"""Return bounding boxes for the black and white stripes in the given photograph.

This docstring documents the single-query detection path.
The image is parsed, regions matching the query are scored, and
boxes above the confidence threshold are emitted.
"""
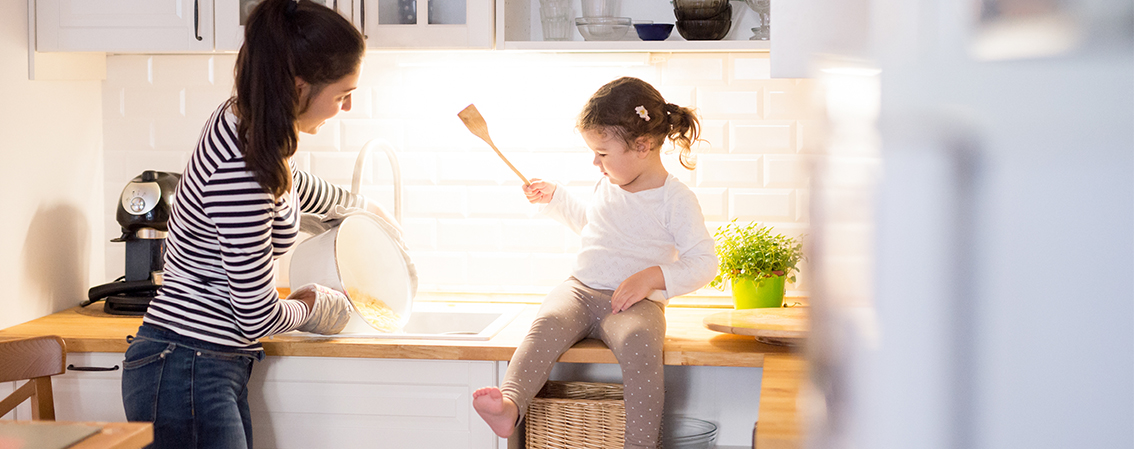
[143,100,366,349]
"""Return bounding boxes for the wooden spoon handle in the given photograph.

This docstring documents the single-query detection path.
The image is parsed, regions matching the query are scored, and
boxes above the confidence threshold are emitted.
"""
[458,104,530,186]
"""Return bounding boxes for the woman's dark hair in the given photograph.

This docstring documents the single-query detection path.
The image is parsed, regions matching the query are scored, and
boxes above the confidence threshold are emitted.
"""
[235,0,365,198]
[577,77,702,169]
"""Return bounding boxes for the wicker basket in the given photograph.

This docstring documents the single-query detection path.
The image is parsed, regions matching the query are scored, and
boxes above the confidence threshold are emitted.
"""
[526,381,626,449]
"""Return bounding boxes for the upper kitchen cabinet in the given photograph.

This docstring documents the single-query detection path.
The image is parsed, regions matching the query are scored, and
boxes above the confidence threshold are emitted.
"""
[215,0,353,51]
[357,0,494,49]
[498,0,770,52]
[36,0,215,52]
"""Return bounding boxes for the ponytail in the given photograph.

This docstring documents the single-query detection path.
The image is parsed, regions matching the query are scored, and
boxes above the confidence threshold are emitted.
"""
[578,77,702,170]
[663,102,701,170]
[234,0,365,198]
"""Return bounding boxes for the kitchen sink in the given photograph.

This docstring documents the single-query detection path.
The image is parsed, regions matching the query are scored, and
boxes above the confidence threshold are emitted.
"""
[303,302,524,341]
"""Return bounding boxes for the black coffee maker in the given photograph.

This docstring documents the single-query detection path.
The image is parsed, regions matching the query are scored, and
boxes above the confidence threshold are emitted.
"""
[86,170,181,315]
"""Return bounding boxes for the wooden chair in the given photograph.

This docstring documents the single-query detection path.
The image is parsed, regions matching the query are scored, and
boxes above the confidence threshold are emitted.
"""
[0,336,66,420]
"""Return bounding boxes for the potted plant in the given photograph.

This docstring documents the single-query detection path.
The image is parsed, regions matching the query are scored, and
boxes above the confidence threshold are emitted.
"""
[710,220,804,309]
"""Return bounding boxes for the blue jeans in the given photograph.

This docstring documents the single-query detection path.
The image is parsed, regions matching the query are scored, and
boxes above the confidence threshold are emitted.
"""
[122,324,264,449]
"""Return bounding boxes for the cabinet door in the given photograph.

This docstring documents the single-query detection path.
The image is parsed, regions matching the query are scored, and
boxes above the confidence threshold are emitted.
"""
[36,0,215,52]
[358,0,493,49]
[52,353,128,422]
[215,0,354,51]
[249,356,498,449]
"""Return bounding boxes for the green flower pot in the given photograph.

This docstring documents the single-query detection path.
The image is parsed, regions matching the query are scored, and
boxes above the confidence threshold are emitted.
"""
[731,275,785,309]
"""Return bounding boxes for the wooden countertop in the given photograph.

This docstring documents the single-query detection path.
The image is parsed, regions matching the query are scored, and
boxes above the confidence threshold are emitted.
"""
[0,302,789,368]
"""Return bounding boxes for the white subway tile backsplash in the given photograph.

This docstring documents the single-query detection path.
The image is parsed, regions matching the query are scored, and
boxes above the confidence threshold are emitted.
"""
[123,87,183,119]
[697,87,760,118]
[695,120,728,154]
[310,151,366,184]
[730,120,796,154]
[297,123,341,152]
[410,251,468,286]
[103,119,153,152]
[501,220,569,252]
[153,118,207,151]
[439,152,517,185]
[729,188,795,221]
[695,155,760,188]
[466,253,533,287]
[101,52,819,294]
[661,55,727,84]
[438,219,501,251]
[763,155,809,188]
[185,88,233,122]
[692,188,728,221]
[467,186,532,218]
[105,151,188,184]
[404,185,468,218]
[152,55,214,87]
[401,218,438,251]
[731,55,772,81]
[341,119,406,152]
[531,253,577,286]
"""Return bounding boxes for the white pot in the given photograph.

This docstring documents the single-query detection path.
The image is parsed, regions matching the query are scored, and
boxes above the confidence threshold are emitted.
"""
[289,214,414,333]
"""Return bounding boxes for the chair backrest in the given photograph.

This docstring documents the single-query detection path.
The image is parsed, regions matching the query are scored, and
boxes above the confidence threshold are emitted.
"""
[0,336,66,420]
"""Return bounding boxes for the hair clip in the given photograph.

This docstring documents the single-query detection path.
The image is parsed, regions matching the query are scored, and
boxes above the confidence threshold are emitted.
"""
[635,106,650,121]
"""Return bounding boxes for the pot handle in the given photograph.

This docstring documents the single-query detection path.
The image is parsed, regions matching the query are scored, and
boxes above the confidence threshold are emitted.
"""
[352,139,402,224]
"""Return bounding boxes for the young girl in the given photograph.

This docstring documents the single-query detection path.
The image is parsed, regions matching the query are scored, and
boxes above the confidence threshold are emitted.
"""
[120,1,393,447]
[473,77,718,449]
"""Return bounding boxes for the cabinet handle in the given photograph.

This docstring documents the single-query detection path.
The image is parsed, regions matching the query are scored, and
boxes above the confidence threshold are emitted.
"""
[193,0,204,41]
[360,0,367,38]
[67,364,120,372]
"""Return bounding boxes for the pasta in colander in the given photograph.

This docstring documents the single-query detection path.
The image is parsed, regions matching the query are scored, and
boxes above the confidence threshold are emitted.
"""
[347,288,403,333]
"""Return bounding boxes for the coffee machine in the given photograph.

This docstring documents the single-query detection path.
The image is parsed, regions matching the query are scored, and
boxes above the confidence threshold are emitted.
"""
[86,170,181,315]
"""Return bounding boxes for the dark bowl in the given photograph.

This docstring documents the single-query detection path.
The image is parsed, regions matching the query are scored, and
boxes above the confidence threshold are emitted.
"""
[676,18,731,40]
[673,0,730,20]
[634,23,675,41]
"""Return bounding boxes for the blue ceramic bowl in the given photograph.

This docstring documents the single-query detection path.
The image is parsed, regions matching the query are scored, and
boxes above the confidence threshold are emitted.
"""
[634,23,675,41]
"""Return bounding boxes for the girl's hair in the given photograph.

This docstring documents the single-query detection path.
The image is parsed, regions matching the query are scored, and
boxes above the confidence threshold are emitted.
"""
[577,77,701,169]
[234,0,365,198]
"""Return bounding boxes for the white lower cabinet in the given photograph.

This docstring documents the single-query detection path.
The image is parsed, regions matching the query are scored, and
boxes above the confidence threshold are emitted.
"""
[249,356,499,449]
[53,352,128,422]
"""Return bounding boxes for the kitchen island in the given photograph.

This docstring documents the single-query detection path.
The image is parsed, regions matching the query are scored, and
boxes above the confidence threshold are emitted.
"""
[0,297,802,449]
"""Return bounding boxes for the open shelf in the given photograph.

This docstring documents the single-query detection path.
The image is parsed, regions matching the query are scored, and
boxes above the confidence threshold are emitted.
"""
[499,0,768,52]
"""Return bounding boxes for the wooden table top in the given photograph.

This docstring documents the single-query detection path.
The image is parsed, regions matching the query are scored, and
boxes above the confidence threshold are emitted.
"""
[0,300,790,368]
[0,421,152,449]
[703,307,808,345]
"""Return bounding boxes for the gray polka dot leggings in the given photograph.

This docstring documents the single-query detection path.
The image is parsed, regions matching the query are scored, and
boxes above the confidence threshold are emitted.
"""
[501,277,666,449]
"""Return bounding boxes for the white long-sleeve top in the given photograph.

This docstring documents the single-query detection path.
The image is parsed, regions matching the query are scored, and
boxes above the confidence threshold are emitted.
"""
[541,174,717,305]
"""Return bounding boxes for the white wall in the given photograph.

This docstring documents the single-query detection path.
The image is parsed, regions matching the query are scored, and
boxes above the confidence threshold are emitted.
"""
[100,51,820,300]
[0,1,104,330]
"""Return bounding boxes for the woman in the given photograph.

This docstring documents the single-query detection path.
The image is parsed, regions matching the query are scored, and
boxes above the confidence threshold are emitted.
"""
[120,1,387,447]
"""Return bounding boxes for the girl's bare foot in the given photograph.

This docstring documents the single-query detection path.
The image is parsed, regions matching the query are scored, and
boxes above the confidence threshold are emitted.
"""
[472,387,518,438]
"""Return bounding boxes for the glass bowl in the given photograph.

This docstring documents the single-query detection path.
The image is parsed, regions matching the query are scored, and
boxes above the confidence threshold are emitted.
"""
[673,0,730,20]
[662,416,719,449]
[575,17,632,41]
[676,18,731,40]
[634,23,674,41]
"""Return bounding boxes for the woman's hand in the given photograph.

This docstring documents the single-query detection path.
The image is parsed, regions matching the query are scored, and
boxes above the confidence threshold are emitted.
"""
[366,200,402,233]
[611,266,665,314]
[523,179,556,204]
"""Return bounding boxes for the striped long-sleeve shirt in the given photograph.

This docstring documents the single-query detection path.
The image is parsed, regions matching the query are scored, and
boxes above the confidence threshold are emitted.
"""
[142,100,366,350]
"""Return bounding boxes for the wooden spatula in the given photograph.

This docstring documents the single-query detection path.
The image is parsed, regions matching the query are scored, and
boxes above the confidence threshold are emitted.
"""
[457,104,530,186]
